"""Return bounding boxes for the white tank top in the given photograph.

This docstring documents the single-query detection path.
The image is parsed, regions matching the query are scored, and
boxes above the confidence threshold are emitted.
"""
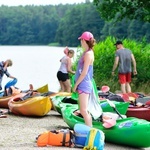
[58,56,68,73]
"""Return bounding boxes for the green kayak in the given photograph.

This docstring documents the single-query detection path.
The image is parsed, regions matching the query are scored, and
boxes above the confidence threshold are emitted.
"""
[52,95,129,115]
[61,104,150,148]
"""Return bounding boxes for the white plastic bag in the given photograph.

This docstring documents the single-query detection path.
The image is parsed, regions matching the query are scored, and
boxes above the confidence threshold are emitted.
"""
[88,88,102,120]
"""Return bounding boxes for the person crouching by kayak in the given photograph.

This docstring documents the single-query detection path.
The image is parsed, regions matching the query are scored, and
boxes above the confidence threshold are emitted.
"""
[0,59,17,91]
[73,31,101,127]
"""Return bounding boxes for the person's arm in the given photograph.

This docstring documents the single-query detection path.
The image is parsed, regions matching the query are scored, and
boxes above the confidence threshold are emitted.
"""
[3,61,9,70]
[8,75,16,79]
[5,70,16,79]
[131,54,137,75]
[67,58,75,74]
[112,56,119,75]
[73,52,92,92]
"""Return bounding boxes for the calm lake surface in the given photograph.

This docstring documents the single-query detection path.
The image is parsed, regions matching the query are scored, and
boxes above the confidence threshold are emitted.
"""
[0,46,77,92]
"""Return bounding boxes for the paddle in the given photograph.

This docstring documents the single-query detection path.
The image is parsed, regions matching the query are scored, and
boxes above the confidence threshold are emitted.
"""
[98,85,123,119]
[41,91,56,97]
[106,99,124,119]
[71,92,78,100]
[70,75,79,100]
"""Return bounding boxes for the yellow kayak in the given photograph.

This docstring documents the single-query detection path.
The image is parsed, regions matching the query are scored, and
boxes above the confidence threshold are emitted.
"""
[0,84,49,109]
[49,92,71,98]
[36,84,49,93]
[8,93,52,117]
[0,95,14,108]
[49,92,71,110]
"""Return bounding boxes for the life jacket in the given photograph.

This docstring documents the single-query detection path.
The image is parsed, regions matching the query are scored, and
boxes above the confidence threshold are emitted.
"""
[4,86,21,96]
[73,123,91,148]
[36,129,74,147]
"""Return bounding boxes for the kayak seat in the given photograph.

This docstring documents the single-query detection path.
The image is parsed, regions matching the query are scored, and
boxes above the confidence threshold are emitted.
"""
[102,112,126,120]
[62,97,77,104]
[74,110,126,122]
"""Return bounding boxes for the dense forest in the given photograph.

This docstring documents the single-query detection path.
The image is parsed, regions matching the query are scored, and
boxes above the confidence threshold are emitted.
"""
[0,2,150,46]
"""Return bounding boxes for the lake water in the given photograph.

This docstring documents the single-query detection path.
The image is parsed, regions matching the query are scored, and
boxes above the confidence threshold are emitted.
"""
[0,46,78,92]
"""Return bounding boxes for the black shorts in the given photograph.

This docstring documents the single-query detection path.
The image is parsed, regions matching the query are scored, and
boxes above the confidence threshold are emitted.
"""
[57,71,69,82]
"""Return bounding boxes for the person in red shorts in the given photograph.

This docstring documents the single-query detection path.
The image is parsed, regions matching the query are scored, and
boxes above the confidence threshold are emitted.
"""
[112,41,137,94]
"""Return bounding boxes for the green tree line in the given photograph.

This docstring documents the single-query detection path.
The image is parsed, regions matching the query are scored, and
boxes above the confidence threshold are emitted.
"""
[0,2,150,46]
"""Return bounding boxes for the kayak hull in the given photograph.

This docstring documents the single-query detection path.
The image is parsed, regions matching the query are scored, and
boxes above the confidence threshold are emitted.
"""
[0,84,49,109]
[127,106,150,121]
[61,105,150,148]
[49,92,72,110]
[0,95,13,108]
[52,96,129,115]
[8,93,52,117]
[126,96,150,120]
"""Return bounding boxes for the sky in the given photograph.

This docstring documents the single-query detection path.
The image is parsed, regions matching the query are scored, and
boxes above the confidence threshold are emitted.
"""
[0,0,92,6]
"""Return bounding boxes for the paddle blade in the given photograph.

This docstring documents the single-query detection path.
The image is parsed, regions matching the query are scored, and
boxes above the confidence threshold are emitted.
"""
[106,99,124,119]
[106,99,115,108]
[71,92,78,100]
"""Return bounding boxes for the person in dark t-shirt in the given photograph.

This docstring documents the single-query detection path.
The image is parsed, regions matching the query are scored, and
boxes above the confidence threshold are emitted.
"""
[112,41,137,94]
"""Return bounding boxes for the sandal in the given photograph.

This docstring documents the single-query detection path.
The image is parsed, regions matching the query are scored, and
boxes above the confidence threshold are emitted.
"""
[0,114,7,118]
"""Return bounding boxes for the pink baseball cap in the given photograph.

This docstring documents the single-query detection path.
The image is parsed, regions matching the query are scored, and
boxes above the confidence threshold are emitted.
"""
[102,118,116,128]
[78,31,94,41]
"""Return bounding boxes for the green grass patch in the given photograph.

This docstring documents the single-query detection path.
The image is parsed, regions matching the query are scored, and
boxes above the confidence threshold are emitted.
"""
[72,36,150,94]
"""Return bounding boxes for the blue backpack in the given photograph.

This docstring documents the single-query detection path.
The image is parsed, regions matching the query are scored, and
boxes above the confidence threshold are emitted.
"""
[83,128,105,150]
[73,123,91,147]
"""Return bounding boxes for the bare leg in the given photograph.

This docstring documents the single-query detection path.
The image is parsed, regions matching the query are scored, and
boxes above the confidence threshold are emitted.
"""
[63,79,71,93]
[59,81,65,92]
[121,83,126,94]
[79,93,92,127]
[126,82,131,93]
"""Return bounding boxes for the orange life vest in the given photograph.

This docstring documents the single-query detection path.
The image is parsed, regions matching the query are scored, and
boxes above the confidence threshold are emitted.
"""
[37,129,73,147]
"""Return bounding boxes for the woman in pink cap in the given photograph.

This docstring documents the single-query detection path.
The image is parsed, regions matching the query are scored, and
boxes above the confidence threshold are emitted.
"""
[73,31,97,127]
